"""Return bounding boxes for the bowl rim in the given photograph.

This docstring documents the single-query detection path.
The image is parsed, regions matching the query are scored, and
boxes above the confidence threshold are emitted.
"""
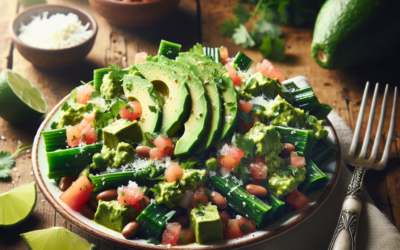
[92,0,173,6]
[32,94,342,250]
[10,4,98,53]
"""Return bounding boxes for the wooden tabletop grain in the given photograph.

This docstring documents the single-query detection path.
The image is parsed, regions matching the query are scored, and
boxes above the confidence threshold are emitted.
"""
[0,0,399,249]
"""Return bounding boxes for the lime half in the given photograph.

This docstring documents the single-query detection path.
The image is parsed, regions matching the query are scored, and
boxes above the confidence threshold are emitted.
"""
[21,227,97,250]
[0,69,47,124]
[0,182,37,227]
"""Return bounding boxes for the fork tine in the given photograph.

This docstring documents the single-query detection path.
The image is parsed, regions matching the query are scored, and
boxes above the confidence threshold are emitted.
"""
[359,83,379,158]
[349,82,370,157]
[380,86,398,165]
[370,84,389,162]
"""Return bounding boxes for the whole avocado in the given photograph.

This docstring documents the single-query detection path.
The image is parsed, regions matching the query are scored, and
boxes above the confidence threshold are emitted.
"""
[312,0,400,69]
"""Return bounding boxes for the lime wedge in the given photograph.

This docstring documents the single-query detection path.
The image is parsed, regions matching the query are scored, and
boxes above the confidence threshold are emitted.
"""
[21,227,97,250]
[0,69,47,124]
[0,182,37,227]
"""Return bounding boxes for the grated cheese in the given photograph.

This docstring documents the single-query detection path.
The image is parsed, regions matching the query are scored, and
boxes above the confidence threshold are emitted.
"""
[18,12,93,49]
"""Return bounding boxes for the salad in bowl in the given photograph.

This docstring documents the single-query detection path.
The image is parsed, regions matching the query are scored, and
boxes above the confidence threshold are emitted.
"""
[41,40,337,247]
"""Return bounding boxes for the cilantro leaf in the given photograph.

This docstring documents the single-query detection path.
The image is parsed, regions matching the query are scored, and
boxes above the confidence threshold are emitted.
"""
[232,133,255,158]
[111,98,130,118]
[249,104,266,115]
[221,19,240,37]
[61,102,70,112]
[85,103,94,113]
[148,105,157,113]
[275,170,292,178]
[50,121,58,130]
[254,19,282,37]
[259,36,285,61]
[150,184,161,196]
[238,109,254,125]
[180,157,202,170]
[108,63,124,83]
[148,174,167,181]
[240,222,250,233]
[233,4,250,24]
[93,113,114,129]
[190,43,203,55]
[0,152,14,169]
[285,165,299,177]
[232,24,256,49]
[0,167,10,178]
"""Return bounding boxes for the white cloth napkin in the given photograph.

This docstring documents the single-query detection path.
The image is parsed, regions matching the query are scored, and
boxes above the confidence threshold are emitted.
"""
[244,111,400,250]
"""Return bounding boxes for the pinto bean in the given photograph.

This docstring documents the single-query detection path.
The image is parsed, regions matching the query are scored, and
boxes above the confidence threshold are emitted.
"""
[128,210,141,222]
[280,143,296,157]
[80,204,95,220]
[58,175,78,191]
[246,184,268,197]
[96,189,118,201]
[136,146,151,158]
[210,191,227,209]
[122,221,141,239]
[175,215,189,227]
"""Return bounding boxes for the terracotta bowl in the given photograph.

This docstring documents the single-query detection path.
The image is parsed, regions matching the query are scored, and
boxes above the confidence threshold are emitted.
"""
[88,0,180,27]
[10,4,98,69]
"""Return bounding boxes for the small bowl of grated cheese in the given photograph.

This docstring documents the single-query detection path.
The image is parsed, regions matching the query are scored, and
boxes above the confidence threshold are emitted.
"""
[10,4,98,69]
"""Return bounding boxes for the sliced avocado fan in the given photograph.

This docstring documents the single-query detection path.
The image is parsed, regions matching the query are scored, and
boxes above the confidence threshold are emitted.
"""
[175,56,224,154]
[133,62,190,137]
[123,75,163,144]
[158,57,210,157]
[179,52,238,143]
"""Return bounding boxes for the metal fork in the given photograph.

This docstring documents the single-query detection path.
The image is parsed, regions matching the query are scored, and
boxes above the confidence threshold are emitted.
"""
[328,82,398,250]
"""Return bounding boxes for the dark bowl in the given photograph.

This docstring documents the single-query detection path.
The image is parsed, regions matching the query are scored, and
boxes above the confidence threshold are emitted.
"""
[88,0,180,27]
[10,4,98,69]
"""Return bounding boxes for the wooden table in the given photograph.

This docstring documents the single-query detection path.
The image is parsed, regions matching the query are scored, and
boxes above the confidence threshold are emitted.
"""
[0,0,399,249]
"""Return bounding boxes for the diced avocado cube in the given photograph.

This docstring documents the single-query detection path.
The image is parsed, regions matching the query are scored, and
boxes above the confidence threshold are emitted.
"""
[190,203,223,244]
[103,119,142,149]
[94,200,131,232]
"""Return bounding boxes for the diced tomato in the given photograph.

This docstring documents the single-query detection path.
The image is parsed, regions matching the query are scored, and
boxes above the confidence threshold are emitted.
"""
[149,147,164,161]
[177,228,196,245]
[117,184,144,209]
[225,64,242,87]
[162,222,181,246]
[248,162,268,180]
[290,151,306,167]
[220,47,229,60]
[192,185,208,208]
[75,84,98,105]
[286,190,310,210]
[254,156,265,164]
[59,175,94,211]
[224,219,242,239]
[80,126,97,145]
[226,146,245,162]
[135,52,148,64]
[253,59,285,83]
[165,162,184,183]
[119,101,142,121]
[237,215,256,235]
[66,126,81,147]
[238,100,253,114]
[217,155,239,173]
[152,135,173,155]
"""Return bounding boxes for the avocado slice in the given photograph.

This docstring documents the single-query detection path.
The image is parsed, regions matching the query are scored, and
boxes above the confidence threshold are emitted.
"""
[122,75,163,144]
[175,56,224,154]
[190,203,224,244]
[133,62,190,137]
[179,52,238,143]
[157,57,210,157]
[103,119,142,149]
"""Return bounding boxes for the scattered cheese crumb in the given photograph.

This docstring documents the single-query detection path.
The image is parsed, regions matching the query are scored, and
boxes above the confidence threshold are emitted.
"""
[0,136,5,140]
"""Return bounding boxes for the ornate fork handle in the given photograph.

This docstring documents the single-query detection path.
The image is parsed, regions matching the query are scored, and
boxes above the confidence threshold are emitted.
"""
[328,166,367,250]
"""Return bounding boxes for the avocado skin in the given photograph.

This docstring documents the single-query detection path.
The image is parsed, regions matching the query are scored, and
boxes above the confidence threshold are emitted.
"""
[312,0,400,69]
